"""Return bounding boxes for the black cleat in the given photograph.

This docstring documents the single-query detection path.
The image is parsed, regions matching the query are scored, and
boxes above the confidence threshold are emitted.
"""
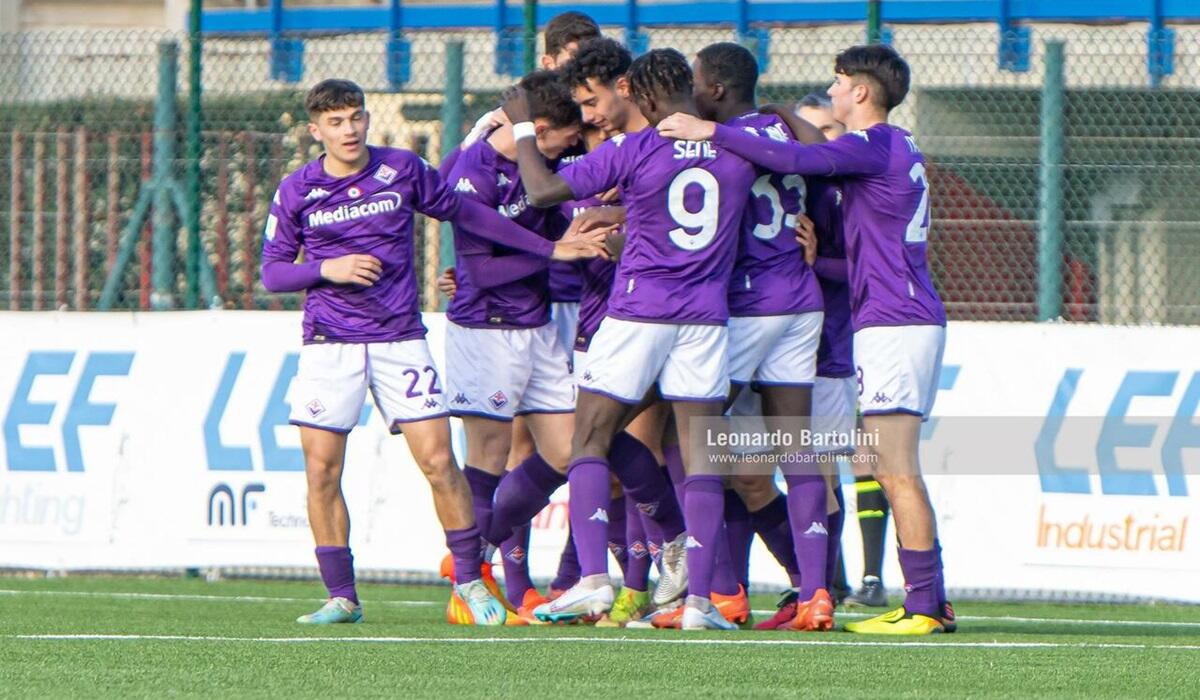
[844,576,889,608]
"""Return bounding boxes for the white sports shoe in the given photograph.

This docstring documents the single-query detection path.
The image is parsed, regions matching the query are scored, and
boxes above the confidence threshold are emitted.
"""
[652,532,689,607]
[681,601,738,631]
[533,580,613,623]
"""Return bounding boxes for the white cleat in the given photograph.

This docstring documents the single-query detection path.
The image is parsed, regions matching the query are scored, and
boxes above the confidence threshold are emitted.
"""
[681,602,738,631]
[533,581,613,623]
[652,532,689,608]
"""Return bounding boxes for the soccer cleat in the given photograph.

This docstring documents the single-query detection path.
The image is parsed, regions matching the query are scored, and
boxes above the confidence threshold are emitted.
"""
[546,585,569,602]
[515,588,550,625]
[783,588,834,632]
[626,600,680,629]
[844,606,944,635]
[297,597,363,624]
[651,532,689,608]
[533,581,613,623]
[650,605,685,629]
[712,585,751,626]
[445,579,507,626]
[754,590,799,630]
[844,576,888,608]
[440,553,517,615]
[595,587,652,628]
[681,598,739,631]
[941,601,957,633]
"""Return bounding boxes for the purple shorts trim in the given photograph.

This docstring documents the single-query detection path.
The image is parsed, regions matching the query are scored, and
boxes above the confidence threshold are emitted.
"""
[751,380,816,389]
[578,385,640,405]
[289,420,353,435]
[388,412,452,434]
[449,408,514,423]
[861,407,926,419]
[660,393,726,404]
[817,372,856,380]
[514,408,575,417]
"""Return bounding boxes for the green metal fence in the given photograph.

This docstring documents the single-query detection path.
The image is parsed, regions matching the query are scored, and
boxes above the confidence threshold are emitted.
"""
[1,22,1198,322]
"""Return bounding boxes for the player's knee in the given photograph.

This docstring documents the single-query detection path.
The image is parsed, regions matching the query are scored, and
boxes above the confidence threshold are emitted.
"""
[305,458,342,497]
[418,451,459,492]
[732,474,777,509]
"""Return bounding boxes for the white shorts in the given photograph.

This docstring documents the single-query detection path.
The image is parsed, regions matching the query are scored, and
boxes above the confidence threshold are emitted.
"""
[579,317,729,403]
[289,340,449,435]
[551,302,580,365]
[854,325,946,420]
[728,312,823,387]
[812,375,857,453]
[445,321,575,421]
[572,349,588,378]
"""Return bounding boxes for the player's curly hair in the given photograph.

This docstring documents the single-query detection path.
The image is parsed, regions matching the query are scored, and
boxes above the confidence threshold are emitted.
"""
[695,42,758,103]
[305,79,364,118]
[834,44,910,111]
[519,70,583,128]
[562,37,632,89]
[626,48,693,104]
[544,11,601,58]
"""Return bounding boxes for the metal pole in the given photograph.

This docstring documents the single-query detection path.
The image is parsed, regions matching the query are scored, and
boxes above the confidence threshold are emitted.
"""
[439,41,465,310]
[151,40,179,310]
[867,0,882,44]
[1037,40,1066,322]
[523,0,537,73]
[185,0,203,308]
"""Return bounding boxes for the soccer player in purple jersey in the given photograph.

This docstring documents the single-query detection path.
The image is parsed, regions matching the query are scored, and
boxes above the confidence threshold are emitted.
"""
[687,42,836,631]
[443,71,590,623]
[504,49,757,630]
[658,45,954,635]
[261,80,601,626]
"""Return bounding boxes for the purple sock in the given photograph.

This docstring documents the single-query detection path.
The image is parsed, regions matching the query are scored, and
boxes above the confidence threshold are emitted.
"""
[934,538,948,607]
[500,524,534,608]
[567,456,612,577]
[314,545,357,604]
[486,453,565,545]
[606,495,629,575]
[711,523,741,596]
[827,483,846,591]
[444,526,483,584]
[663,444,687,512]
[897,546,941,617]
[551,525,580,591]
[724,490,753,590]
[784,473,829,600]
[463,466,499,543]
[751,494,801,588]
[623,495,651,590]
[683,475,725,601]
[608,433,685,541]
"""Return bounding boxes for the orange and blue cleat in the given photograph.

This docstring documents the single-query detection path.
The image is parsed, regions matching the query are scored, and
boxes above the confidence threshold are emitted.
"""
[783,588,834,632]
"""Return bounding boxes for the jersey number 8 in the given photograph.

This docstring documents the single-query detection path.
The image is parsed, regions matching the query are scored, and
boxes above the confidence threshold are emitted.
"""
[667,167,720,251]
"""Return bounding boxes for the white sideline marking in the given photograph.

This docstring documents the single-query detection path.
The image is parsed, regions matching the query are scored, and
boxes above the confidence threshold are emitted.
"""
[7,633,1200,651]
[0,589,435,607]
[2,589,1196,628]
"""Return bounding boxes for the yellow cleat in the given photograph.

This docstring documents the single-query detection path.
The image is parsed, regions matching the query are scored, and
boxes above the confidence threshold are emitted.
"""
[844,607,945,635]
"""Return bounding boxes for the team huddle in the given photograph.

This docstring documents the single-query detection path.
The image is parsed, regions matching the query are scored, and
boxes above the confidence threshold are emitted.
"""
[262,11,952,635]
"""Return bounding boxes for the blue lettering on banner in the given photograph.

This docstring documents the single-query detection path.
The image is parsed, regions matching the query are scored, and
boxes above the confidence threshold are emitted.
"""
[207,482,265,526]
[1036,368,1090,494]
[261,354,303,471]
[3,351,133,472]
[1096,371,1177,496]
[1160,372,1199,497]
[205,353,253,471]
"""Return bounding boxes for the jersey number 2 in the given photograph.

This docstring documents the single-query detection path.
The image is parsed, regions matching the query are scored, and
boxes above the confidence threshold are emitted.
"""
[906,162,930,243]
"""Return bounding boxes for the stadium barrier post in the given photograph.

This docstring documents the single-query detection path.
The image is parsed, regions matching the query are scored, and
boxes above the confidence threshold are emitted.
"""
[867,0,882,44]
[239,132,258,310]
[214,133,230,300]
[185,0,205,309]
[105,132,120,273]
[438,40,465,311]
[139,132,152,310]
[54,131,68,309]
[151,40,179,310]
[9,132,23,310]
[73,126,89,310]
[1037,40,1066,322]
[31,134,45,310]
[523,0,537,74]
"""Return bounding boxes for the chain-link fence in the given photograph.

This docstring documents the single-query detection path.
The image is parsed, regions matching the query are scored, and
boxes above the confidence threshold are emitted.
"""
[1,20,1198,322]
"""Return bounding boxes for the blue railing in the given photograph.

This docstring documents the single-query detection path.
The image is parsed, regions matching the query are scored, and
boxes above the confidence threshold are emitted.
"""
[203,0,1193,86]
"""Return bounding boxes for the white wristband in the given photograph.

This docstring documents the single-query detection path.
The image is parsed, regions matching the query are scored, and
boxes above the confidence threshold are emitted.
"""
[512,121,536,141]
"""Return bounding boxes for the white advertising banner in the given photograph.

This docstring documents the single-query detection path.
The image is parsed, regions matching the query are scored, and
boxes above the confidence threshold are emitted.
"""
[0,313,1196,601]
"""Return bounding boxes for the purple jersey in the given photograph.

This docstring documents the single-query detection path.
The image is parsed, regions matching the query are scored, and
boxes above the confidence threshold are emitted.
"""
[726,112,823,317]
[711,122,946,330]
[263,146,458,344]
[547,143,595,304]
[558,128,755,325]
[808,178,853,378]
[561,196,618,351]
[445,139,560,328]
